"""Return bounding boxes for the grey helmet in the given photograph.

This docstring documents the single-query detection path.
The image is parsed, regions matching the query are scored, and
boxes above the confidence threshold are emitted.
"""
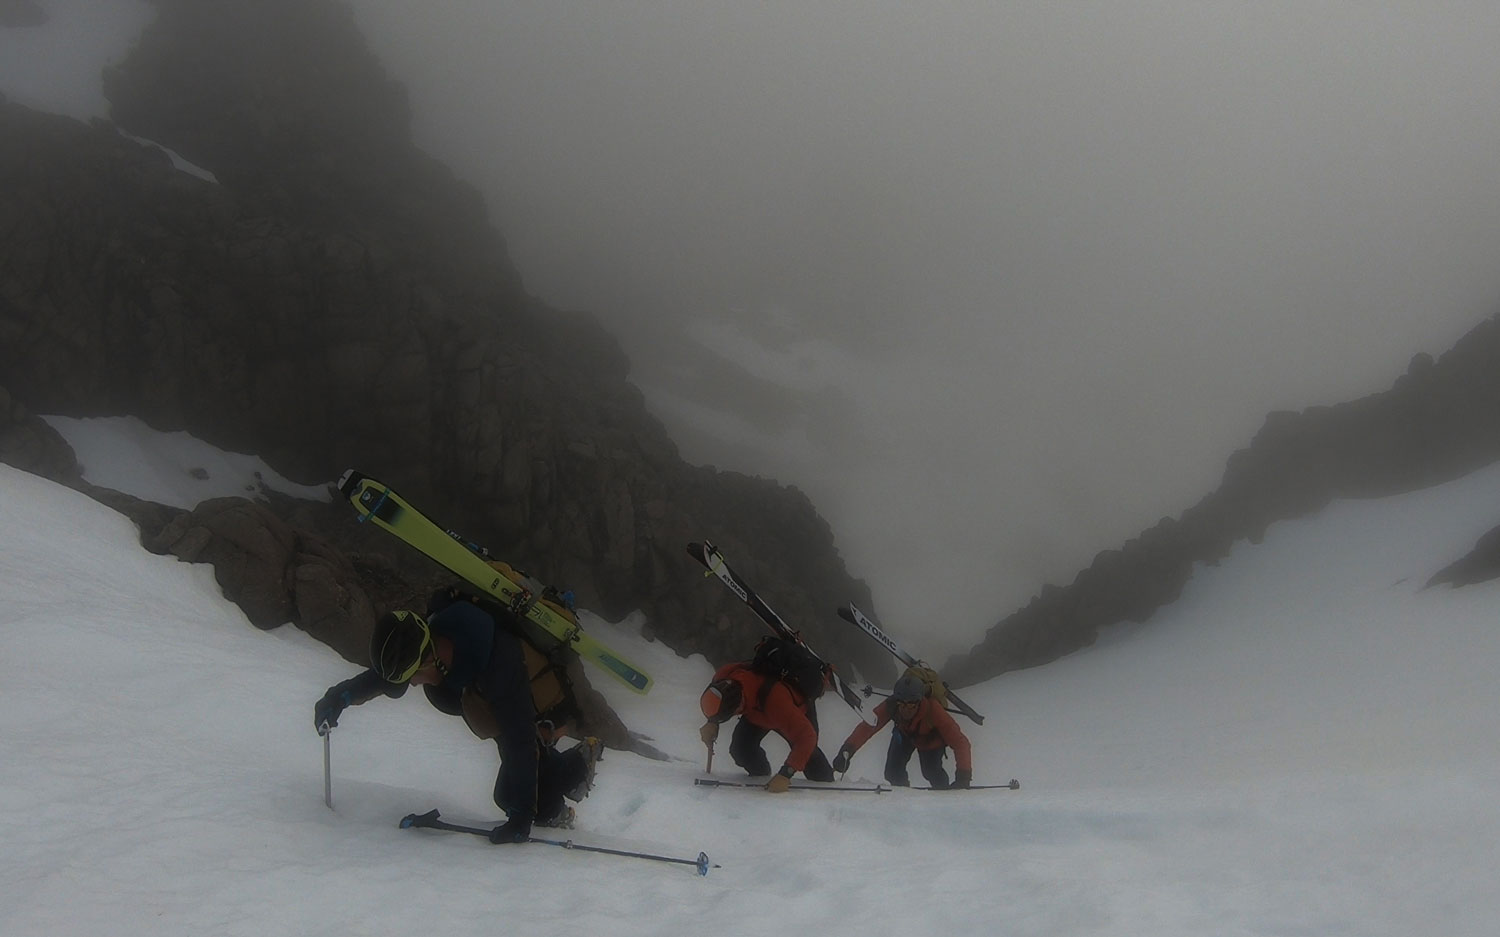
[891,673,927,702]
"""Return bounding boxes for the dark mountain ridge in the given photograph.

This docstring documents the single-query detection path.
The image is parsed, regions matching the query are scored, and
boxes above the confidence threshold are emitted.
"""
[0,0,889,690]
[943,317,1500,687]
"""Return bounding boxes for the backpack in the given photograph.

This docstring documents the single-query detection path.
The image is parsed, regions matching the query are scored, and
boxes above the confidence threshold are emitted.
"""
[481,560,581,726]
[750,635,828,702]
[901,663,949,707]
[429,569,581,731]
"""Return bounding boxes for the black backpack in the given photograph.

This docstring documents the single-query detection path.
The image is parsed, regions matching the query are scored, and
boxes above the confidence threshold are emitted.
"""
[427,584,580,730]
[750,635,828,702]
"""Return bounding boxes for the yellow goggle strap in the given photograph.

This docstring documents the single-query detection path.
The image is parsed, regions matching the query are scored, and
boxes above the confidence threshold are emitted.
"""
[383,610,432,683]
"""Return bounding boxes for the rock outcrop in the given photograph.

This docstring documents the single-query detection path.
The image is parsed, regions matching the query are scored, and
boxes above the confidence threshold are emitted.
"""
[0,0,889,690]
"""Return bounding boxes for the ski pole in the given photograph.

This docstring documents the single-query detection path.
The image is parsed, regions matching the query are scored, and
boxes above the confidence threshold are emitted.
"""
[400,811,719,875]
[693,777,888,793]
[918,779,1021,791]
[318,721,333,808]
[527,835,720,876]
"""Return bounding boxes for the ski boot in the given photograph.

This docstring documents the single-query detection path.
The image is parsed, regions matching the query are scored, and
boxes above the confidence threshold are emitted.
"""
[565,737,604,802]
[536,805,576,830]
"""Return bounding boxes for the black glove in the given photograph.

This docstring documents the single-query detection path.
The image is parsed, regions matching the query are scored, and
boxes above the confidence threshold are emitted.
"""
[489,815,532,844]
[831,749,852,773]
[314,688,349,732]
[952,770,972,790]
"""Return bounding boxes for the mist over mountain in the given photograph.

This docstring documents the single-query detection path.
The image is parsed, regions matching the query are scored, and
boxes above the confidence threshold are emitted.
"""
[943,316,1500,685]
[5,11,1500,931]
[2,0,1499,692]
[340,0,1500,655]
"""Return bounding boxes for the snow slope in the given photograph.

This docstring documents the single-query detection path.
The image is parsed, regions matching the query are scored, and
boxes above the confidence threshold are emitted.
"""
[41,415,329,509]
[2,422,1498,935]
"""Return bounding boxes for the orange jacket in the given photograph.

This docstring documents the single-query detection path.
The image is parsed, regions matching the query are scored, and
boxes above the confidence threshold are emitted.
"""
[713,662,820,772]
[841,697,972,772]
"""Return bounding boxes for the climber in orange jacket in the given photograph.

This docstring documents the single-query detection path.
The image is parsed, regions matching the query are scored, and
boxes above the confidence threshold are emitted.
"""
[698,661,835,792]
[832,672,973,789]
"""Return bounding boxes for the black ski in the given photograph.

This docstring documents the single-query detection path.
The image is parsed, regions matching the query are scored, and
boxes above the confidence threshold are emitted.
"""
[918,779,1020,791]
[838,602,985,724]
[860,684,971,719]
[686,540,866,716]
[693,778,888,794]
[399,810,717,876]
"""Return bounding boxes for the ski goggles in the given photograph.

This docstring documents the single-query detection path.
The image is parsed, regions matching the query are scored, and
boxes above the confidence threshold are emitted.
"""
[378,610,434,683]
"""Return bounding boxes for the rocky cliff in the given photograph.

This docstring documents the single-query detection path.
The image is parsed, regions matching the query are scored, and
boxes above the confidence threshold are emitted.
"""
[0,0,890,692]
[7,0,1497,707]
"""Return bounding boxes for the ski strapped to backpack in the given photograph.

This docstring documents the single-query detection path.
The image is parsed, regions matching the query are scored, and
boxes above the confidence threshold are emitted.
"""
[860,684,971,721]
[685,540,866,717]
[749,634,828,703]
[337,470,652,695]
[838,602,984,724]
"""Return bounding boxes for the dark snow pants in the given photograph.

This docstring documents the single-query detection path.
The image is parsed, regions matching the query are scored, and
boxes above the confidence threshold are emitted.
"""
[727,718,835,782]
[884,732,950,789]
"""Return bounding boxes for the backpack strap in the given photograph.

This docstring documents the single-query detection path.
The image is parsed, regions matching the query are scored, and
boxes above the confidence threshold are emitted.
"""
[432,583,582,732]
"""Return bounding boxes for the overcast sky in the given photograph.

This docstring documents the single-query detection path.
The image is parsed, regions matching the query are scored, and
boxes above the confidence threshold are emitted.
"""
[9,2,1500,659]
[336,1,1500,656]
